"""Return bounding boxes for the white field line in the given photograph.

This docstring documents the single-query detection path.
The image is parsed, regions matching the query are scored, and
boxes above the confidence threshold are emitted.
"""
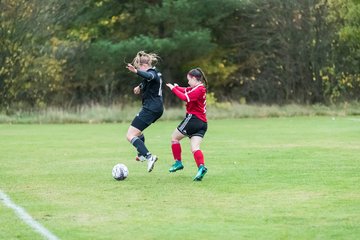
[0,190,60,240]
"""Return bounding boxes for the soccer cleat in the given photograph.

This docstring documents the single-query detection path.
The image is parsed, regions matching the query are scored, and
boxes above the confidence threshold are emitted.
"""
[193,165,207,181]
[147,155,158,172]
[169,160,184,172]
[135,154,146,162]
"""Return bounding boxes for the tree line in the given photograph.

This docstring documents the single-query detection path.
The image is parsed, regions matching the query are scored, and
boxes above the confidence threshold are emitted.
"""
[1,0,359,112]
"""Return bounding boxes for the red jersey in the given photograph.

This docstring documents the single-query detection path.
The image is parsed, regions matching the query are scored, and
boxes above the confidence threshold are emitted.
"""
[171,84,207,122]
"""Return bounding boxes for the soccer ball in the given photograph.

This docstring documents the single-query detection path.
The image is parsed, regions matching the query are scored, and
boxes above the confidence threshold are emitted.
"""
[112,163,129,181]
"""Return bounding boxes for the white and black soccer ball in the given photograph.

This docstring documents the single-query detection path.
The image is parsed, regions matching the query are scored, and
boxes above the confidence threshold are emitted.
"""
[112,163,129,181]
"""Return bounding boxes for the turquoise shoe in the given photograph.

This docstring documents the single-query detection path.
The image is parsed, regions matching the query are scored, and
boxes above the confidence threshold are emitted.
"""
[169,160,184,172]
[193,165,207,181]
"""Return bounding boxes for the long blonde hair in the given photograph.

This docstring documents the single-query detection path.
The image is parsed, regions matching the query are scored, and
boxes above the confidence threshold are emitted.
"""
[131,51,160,68]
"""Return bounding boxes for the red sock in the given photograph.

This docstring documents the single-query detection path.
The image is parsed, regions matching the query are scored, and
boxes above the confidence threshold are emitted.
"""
[171,140,182,161]
[193,150,205,167]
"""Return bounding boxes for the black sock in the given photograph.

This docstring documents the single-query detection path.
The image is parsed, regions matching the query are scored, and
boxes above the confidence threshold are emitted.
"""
[137,134,145,156]
[131,137,150,157]
[139,134,145,143]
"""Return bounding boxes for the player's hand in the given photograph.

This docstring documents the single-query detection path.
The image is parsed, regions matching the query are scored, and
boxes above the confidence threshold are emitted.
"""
[126,64,137,73]
[133,86,141,94]
[166,83,176,90]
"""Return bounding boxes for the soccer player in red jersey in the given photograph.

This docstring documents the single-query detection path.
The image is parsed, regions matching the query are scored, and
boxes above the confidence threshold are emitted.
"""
[166,68,208,181]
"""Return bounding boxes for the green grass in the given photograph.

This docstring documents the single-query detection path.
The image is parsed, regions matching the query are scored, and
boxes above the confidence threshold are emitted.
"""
[1,102,360,123]
[0,117,359,239]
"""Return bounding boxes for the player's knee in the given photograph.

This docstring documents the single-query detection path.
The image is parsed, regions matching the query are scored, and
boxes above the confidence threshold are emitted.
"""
[191,147,200,153]
[126,132,133,142]
[171,132,182,142]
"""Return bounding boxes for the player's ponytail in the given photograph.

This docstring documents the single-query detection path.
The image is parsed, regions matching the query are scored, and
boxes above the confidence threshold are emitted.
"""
[132,51,160,68]
[188,68,208,88]
[196,67,208,88]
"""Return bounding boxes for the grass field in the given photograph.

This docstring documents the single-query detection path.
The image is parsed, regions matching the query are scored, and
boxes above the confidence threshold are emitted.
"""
[1,117,359,239]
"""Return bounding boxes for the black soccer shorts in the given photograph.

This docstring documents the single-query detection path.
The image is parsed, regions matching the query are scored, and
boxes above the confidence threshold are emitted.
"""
[131,107,163,131]
[177,114,208,138]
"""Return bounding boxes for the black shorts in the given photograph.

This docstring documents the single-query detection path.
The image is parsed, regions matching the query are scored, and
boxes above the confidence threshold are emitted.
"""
[177,114,208,138]
[131,108,163,131]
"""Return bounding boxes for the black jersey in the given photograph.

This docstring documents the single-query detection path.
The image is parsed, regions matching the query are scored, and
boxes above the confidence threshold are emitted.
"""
[137,67,163,112]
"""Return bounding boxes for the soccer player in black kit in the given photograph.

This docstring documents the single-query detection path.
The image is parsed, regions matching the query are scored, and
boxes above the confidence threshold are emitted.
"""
[125,51,163,172]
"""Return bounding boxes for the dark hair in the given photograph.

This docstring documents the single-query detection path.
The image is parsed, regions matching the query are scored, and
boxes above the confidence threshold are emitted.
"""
[188,67,208,87]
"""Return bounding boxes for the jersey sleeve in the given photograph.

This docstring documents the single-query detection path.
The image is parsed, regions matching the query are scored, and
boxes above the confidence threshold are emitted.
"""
[171,87,188,101]
[172,86,204,102]
[174,86,186,93]
[138,82,145,90]
[137,69,157,81]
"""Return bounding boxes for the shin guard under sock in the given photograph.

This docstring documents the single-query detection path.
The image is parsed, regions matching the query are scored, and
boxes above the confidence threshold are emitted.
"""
[131,137,150,157]
[193,150,205,167]
[171,140,182,161]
